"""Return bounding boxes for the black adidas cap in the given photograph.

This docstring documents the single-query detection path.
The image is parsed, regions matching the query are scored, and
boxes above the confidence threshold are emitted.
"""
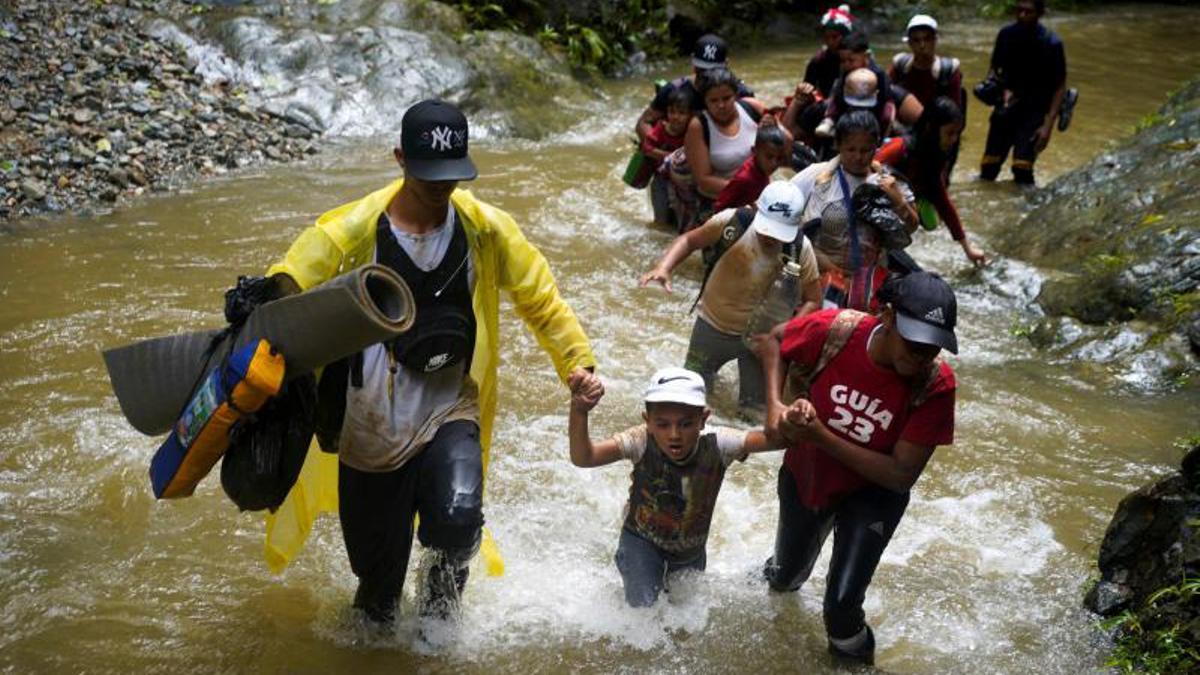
[399,99,478,182]
[883,272,958,354]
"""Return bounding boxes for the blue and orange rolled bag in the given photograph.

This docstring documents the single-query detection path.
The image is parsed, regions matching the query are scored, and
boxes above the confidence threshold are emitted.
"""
[149,339,285,499]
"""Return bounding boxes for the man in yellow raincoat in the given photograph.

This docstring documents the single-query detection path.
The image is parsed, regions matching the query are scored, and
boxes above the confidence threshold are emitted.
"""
[263,100,596,624]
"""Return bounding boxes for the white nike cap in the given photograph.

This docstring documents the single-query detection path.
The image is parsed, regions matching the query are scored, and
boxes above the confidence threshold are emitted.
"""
[644,367,707,408]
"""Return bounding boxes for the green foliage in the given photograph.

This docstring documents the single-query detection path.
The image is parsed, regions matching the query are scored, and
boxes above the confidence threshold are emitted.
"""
[1082,252,1129,277]
[1174,431,1200,452]
[456,2,520,32]
[1008,315,1034,339]
[1136,112,1166,133]
[1101,577,1200,673]
[449,0,673,75]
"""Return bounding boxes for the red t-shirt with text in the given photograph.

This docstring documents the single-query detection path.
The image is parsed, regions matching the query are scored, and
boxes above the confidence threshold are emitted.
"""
[780,309,956,508]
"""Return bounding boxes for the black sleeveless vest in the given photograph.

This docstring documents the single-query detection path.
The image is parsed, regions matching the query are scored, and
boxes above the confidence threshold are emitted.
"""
[376,211,476,374]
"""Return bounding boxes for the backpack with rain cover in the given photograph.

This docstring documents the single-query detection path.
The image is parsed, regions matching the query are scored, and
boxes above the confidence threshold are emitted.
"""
[216,274,318,512]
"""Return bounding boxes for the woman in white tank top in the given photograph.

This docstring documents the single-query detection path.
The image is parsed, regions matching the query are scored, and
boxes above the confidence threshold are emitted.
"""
[683,67,766,200]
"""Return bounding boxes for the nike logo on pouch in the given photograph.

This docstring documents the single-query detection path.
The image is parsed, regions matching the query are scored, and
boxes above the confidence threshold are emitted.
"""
[658,376,690,385]
[868,521,885,536]
[924,307,945,324]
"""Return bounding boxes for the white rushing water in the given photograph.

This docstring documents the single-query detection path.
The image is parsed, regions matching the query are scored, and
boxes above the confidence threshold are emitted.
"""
[2,6,1200,673]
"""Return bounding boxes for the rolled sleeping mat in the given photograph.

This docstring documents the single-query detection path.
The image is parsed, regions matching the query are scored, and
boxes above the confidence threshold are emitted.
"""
[104,264,415,436]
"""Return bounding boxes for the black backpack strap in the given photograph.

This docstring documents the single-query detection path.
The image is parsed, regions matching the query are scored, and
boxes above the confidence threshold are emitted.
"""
[936,56,955,89]
[690,207,755,313]
[737,99,763,124]
[894,52,912,75]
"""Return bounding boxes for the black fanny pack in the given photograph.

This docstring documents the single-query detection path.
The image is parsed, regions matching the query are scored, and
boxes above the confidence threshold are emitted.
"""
[389,301,474,373]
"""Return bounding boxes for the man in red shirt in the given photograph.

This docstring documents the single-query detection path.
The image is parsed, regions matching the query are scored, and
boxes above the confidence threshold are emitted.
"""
[756,271,958,665]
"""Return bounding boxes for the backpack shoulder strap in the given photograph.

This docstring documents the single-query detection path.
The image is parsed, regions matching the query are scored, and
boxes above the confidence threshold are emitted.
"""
[893,52,912,74]
[690,207,755,312]
[936,56,959,88]
[784,309,868,400]
[736,99,763,124]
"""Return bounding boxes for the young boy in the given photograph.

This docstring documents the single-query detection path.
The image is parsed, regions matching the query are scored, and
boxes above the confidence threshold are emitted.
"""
[567,367,782,607]
[645,88,693,226]
[712,120,792,212]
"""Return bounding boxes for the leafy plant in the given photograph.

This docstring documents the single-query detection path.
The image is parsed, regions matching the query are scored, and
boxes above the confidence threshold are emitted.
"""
[448,0,674,75]
[1101,576,1200,673]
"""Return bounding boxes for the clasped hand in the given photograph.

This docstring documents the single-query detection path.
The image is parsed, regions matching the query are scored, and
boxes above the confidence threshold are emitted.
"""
[568,367,605,412]
[774,398,823,443]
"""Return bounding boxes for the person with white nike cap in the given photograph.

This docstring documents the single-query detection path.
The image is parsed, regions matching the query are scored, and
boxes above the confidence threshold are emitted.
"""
[566,366,785,606]
[640,181,822,418]
[756,270,959,665]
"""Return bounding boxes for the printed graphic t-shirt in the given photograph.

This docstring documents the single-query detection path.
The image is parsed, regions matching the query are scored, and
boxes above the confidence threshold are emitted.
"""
[779,309,956,508]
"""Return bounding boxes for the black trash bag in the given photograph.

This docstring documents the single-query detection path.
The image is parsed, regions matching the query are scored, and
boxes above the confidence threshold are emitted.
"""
[973,73,1005,108]
[224,275,288,326]
[314,355,353,454]
[220,373,317,512]
[791,142,820,173]
[853,183,911,251]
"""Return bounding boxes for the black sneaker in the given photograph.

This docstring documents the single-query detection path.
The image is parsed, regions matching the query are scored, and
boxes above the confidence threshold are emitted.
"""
[828,624,876,667]
[1057,87,1079,132]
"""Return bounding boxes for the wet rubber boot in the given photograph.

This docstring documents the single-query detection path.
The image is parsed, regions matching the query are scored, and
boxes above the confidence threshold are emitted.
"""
[352,583,397,625]
[827,624,875,666]
[419,548,471,621]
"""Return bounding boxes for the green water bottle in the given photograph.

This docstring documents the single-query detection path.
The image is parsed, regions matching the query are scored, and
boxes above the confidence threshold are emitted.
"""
[917,198,938,231]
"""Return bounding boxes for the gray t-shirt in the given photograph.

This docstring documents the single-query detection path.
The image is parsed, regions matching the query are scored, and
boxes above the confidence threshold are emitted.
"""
[337,205,479,473]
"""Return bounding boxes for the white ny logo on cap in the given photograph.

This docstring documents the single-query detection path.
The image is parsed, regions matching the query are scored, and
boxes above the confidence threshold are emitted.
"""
[430,126,454,151]
[702,44,718,60]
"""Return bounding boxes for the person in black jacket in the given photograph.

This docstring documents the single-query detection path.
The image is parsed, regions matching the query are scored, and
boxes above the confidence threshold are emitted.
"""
[979,0,1068,185]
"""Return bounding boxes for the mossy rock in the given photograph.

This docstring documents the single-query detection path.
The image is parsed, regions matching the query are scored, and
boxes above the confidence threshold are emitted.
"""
[459,30,591,138]
[997,78,1200,357]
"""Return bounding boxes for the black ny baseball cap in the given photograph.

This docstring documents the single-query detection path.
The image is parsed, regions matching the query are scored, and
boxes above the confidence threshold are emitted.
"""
[883,272,958,354]
[399,99,478,182]
[692,34,728,70]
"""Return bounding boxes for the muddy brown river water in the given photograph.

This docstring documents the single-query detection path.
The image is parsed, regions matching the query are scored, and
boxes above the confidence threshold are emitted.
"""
[1,5,1199,673]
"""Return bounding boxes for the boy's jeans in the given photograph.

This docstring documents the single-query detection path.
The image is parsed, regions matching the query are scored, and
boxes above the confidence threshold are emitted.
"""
[615,529,706,607]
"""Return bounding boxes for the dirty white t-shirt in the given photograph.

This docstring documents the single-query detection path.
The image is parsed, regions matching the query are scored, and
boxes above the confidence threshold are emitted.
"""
[697,208,820,336]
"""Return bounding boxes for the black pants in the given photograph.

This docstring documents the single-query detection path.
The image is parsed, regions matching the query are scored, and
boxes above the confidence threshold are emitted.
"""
[338,419,484,622]
[980,102,1045,184]
[765,466,909,640]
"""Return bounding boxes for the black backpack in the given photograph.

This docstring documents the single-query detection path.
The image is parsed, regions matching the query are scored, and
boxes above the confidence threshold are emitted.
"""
[893,54,959,92]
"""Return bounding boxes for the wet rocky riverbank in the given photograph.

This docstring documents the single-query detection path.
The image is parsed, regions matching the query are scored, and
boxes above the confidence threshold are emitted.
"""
[0,0,323,221]
[0,0,588,222]
[996,77,1200,388]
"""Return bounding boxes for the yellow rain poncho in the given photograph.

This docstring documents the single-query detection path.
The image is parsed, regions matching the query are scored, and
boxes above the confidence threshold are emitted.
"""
[262,179,596,574]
